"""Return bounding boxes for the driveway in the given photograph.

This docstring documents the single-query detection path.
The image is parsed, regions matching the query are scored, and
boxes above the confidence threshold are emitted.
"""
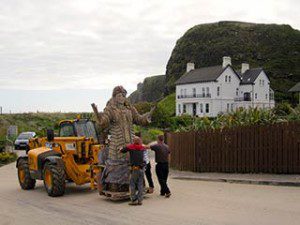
[1,160,300,225]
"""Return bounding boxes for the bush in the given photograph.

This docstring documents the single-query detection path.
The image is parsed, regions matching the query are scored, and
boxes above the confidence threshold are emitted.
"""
[0,152,17,165]
[273,102,294,116]
[151,93,176,128]
[133,126,163,144]
[170,108,290,132]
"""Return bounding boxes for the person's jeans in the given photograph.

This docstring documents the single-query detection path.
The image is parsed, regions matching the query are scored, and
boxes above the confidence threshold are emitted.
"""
[155,162,170,195]
[145,163,154,188]
[130,168,144,202]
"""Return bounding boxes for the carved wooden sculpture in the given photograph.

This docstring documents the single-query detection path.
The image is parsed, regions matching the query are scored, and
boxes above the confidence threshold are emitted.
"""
[92,86,155,192]
[92,86,154,160]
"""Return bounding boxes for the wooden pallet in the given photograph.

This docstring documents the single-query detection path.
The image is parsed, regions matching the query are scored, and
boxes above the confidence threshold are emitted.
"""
[101,190,130,201]
[101,187,151,201]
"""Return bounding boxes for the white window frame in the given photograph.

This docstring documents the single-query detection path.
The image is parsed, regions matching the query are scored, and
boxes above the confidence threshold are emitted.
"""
[192,88,196,97]
[200,103,203,113]
[206,87,210,97]
[205,103,209,113]
[183,104,186,113]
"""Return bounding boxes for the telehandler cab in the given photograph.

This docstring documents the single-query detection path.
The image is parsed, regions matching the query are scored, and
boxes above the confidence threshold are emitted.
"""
[16,119,103,197]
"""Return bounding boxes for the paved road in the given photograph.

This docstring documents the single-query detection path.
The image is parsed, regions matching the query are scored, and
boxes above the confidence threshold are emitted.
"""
[1,160,300,225]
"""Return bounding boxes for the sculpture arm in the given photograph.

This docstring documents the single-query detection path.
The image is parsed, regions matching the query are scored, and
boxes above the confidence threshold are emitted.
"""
[91,103,111,128]
[131,106,155,126]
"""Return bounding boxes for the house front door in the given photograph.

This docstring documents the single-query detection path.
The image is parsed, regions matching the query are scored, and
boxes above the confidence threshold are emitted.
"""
[193,103,197,116]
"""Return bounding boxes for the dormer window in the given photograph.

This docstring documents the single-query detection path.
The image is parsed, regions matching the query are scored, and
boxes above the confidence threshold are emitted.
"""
[225,75,228,82]
[229,76,231,82]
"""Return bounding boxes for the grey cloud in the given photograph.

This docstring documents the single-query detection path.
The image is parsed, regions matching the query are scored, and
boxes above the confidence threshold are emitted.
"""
[0,0,299,92]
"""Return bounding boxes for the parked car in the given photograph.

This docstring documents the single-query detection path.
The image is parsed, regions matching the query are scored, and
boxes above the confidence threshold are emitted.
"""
[14,132,36,152]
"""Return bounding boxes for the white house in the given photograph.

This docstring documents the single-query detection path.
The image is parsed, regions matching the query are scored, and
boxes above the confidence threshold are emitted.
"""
[175,56,275,117]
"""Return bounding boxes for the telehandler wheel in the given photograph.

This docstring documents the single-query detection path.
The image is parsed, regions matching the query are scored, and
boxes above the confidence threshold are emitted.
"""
[17,158,36,190]
[43,162,66,197]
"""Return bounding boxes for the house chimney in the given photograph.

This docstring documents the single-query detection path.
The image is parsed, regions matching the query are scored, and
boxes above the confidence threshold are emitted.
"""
[222,56,231,68]
[241,63,249,74]
[186,62,195,73]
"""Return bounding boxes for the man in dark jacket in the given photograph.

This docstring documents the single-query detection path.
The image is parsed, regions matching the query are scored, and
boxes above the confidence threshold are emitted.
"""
[120,137,146,205]
[149,135,171,197]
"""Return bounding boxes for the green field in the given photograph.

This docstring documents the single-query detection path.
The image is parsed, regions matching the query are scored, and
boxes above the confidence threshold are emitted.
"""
[0,112,92,146]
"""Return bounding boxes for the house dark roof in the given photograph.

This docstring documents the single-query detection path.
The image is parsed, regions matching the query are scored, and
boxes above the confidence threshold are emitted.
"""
[288,82,300,92]
[175,65,226,85]
[240,68,263,85]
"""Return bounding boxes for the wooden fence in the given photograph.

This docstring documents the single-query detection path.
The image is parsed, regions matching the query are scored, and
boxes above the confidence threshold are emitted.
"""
[167,122,300,174]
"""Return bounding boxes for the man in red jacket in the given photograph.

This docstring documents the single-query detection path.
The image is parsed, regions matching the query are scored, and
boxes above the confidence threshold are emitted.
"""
[119,137,146,205]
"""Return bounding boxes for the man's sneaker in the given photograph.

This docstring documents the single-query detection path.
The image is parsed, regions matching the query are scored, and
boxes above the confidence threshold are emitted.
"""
[137,201,143,205]
[129,201,138,206]
[165,193,171,198]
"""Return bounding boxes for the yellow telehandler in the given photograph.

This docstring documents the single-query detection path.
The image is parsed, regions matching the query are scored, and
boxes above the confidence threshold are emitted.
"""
[16,119,103,197]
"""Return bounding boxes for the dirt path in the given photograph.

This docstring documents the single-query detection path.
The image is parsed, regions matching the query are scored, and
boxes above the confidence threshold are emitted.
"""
[1,162,300,225]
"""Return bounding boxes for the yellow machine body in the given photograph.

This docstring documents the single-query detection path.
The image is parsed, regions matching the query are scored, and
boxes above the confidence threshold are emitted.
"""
[24,119,103,189]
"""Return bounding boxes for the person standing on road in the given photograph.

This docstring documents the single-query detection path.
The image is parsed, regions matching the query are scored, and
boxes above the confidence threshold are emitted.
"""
[149,135,171,198]
[119,136,146,205]
[135,132,154,194]
[144,147,154,193]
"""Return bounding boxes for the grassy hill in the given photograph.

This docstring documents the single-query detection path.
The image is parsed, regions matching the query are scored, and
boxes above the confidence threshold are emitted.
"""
[166,21,300,102]
[129,75,166,103]
[130,21,300,104]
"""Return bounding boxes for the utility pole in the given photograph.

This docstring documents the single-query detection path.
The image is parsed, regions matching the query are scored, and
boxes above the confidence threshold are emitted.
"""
[0,106,2,115]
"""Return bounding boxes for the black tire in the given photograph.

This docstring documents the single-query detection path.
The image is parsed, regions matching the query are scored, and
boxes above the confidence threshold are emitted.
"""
[17,158,36,190]
[43,161,66,197]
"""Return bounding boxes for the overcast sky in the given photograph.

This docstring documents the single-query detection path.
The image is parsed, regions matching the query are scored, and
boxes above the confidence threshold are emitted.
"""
[0,0,299,113]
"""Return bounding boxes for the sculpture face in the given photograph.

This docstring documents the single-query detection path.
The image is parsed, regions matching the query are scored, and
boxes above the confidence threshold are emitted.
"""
[115,93,126,105]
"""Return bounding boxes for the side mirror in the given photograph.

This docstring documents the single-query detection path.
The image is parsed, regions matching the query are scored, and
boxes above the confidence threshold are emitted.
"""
[46,129,54,142]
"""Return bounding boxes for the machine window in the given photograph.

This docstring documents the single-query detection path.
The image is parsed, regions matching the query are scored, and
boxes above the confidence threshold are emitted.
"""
[60,124,75,137]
